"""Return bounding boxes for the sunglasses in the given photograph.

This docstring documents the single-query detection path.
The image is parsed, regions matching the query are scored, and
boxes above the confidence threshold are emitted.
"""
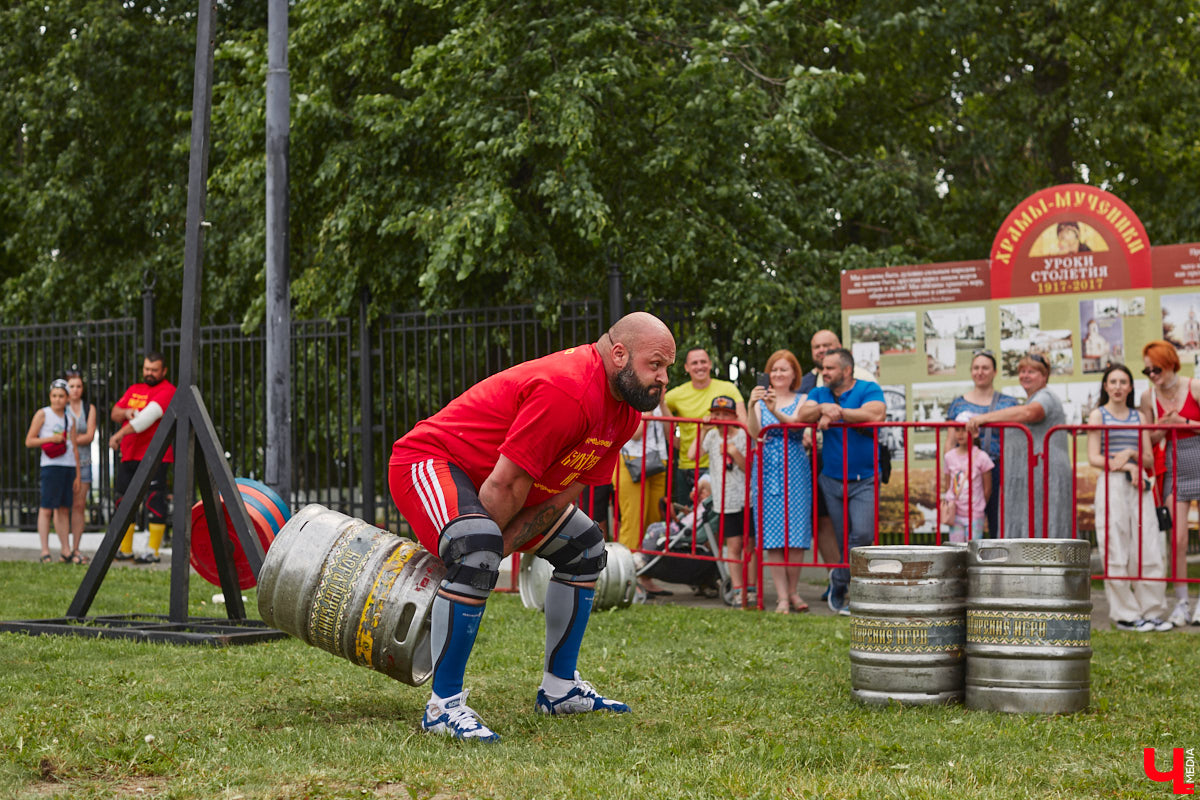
[1142,366,1163,377]
[1027,353,1049,367]
[972,349,994,357]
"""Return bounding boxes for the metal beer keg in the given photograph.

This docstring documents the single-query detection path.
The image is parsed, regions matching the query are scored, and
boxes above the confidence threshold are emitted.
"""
[257,504,444,686]
[848,545,968,706]
[965,538,1092,714]
[518,542,638,611]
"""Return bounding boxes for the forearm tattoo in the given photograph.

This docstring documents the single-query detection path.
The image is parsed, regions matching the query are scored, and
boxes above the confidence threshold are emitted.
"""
[510,502,565,552]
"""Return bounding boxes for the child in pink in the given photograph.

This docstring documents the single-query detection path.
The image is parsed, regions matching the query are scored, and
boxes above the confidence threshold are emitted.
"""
[941,427,995,543]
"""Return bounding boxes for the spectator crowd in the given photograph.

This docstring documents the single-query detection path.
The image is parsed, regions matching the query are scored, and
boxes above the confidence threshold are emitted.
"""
[596,331,1200,632]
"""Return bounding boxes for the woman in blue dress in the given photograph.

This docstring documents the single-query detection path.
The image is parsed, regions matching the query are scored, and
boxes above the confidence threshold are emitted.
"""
[748,349,813,613]
[945,350,1018,538]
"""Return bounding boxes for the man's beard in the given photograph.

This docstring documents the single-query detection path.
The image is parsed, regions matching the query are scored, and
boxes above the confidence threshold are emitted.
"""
[144,375,162,387]
[615,363,662,412]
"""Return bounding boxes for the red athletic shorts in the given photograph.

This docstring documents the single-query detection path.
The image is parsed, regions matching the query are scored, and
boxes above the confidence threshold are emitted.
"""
[388,459,489,554]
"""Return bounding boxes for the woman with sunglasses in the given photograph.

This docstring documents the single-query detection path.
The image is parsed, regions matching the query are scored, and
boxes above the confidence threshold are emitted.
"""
[946,350,1018,538]
[1138,339,1200,628]
[965,352,1070,539]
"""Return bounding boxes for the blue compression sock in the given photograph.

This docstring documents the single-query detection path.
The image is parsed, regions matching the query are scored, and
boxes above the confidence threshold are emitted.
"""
[430,592,486,699]
[544,580,595,679]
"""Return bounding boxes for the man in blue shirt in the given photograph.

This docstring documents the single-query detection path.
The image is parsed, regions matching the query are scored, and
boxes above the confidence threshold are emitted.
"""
[797,347,886,615]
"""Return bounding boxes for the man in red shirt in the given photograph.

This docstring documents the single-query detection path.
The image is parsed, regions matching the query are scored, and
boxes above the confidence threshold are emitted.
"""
[389,312,675,742]
[108,352,176,564]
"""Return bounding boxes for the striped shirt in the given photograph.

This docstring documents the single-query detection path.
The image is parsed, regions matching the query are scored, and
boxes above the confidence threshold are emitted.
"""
[1097,406,1141,456]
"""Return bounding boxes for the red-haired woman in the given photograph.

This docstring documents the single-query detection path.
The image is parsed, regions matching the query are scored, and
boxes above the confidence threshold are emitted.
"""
[748,349,812,613]
[1139,340,1200,628]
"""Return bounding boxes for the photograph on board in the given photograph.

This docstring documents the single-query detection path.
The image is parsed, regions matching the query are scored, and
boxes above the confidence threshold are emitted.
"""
[1161,292,1200,361]
[923,307,987,355]
[849,311,917,355]
[852,341,881,379]
[911,381,972,424]
[1079,298,1124,374]
[925,338,956,376]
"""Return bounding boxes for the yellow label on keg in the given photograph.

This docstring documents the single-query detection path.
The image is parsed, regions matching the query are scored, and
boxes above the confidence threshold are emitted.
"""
[966,610,1090,646]
[849,617,964,653]
[354,544,419,665]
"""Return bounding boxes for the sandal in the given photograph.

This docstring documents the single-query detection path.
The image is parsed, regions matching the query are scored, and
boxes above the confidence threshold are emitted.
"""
[789,595,810,613]
[59,552,72,563]
[39,553,53,564]
[70,550,88,565]
[775,599,791,614]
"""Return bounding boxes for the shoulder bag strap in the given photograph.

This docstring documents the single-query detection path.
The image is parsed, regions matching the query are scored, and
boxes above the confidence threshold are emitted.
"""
[979,390,1002,454]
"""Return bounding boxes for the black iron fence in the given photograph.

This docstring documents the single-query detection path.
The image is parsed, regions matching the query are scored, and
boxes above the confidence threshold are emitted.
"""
[0,319,140,529]
[1,301,619,533]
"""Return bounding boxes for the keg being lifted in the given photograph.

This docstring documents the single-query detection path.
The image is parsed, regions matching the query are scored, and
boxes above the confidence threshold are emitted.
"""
[965,538,1092,714]
[258,505,444,686]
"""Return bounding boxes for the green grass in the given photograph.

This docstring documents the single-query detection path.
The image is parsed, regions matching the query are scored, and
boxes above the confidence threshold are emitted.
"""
[1,562,1197,799]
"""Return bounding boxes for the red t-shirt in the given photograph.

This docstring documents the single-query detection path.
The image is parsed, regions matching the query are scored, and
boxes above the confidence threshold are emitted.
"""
[391,345,640,507]
[116,380,177,463]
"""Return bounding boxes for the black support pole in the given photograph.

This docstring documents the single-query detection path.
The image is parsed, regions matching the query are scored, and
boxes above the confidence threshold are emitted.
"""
[264,0,292,506]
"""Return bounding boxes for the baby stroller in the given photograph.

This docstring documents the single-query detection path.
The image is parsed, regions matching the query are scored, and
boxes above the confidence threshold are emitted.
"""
[635,497,741,604]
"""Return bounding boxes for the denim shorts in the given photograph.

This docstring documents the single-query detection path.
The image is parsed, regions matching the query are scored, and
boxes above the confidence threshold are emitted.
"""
[78,463,92,484]
[40,466,75,509]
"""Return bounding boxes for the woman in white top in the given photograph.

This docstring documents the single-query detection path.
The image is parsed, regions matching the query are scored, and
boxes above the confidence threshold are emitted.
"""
[65,371,97,564]
[24,378,80,563]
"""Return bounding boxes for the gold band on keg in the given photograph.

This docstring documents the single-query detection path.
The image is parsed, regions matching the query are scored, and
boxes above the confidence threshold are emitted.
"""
[849,617,965,653]
[966,610,1090,646]
[353,542,421,665]
[309,531,387,655]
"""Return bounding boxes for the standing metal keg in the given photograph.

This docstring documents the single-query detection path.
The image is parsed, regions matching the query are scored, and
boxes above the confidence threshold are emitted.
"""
[848,545,968,706]
[257,504,445,686]
[965,538,1092,714]
[518,542,637,611]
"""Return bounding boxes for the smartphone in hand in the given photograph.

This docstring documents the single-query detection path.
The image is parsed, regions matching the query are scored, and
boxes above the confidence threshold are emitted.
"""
[756,372,770,389]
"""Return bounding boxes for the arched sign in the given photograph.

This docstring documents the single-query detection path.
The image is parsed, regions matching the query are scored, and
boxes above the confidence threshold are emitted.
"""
[988,183,1152,298]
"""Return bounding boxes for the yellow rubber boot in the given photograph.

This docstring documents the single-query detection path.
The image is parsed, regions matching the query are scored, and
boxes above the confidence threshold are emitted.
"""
[148,523,166,556]
[118,525,135,559]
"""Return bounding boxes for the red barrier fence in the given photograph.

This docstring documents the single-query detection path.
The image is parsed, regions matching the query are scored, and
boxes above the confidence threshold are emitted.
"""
[603,417,1199,611]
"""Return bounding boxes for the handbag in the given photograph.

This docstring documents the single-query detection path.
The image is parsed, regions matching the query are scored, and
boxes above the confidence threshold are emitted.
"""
[41,414,69,458]
[1155,504,1173,533]
[1149,384,1176,532]
[624,450,667,483]
[41,439,67,459]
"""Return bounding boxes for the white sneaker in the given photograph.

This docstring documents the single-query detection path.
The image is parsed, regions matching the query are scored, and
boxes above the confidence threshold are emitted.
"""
[1192,600,1200,626]
[536,672,631,716]
[421,689,500,742]
[1115,619,1154,633]
[1166,599,1190,629]
[1147,618,1175,632]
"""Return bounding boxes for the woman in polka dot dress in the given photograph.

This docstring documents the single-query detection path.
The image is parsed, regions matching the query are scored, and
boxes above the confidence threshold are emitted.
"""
[748,350,813,613]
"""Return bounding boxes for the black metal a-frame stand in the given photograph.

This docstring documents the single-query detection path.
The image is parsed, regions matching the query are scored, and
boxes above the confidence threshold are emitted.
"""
[0,1,285,646]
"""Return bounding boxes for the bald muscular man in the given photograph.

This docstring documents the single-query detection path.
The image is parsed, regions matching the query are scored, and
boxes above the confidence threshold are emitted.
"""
[388,312,676,742]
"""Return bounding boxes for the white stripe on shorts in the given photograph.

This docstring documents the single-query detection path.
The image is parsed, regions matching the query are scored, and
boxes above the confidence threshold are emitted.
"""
[421,460,452,528]
[411,461,448,531]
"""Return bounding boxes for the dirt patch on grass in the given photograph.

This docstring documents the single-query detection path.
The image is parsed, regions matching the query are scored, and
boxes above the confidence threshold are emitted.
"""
[30,758,170,798]
[373,785,468,800]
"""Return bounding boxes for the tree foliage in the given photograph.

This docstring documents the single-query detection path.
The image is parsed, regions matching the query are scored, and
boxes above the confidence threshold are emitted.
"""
[4,0,1200,371]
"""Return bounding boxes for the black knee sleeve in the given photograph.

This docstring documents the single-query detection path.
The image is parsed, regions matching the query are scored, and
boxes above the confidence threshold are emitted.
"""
[535,506,608,582]
[438,515,504,599]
